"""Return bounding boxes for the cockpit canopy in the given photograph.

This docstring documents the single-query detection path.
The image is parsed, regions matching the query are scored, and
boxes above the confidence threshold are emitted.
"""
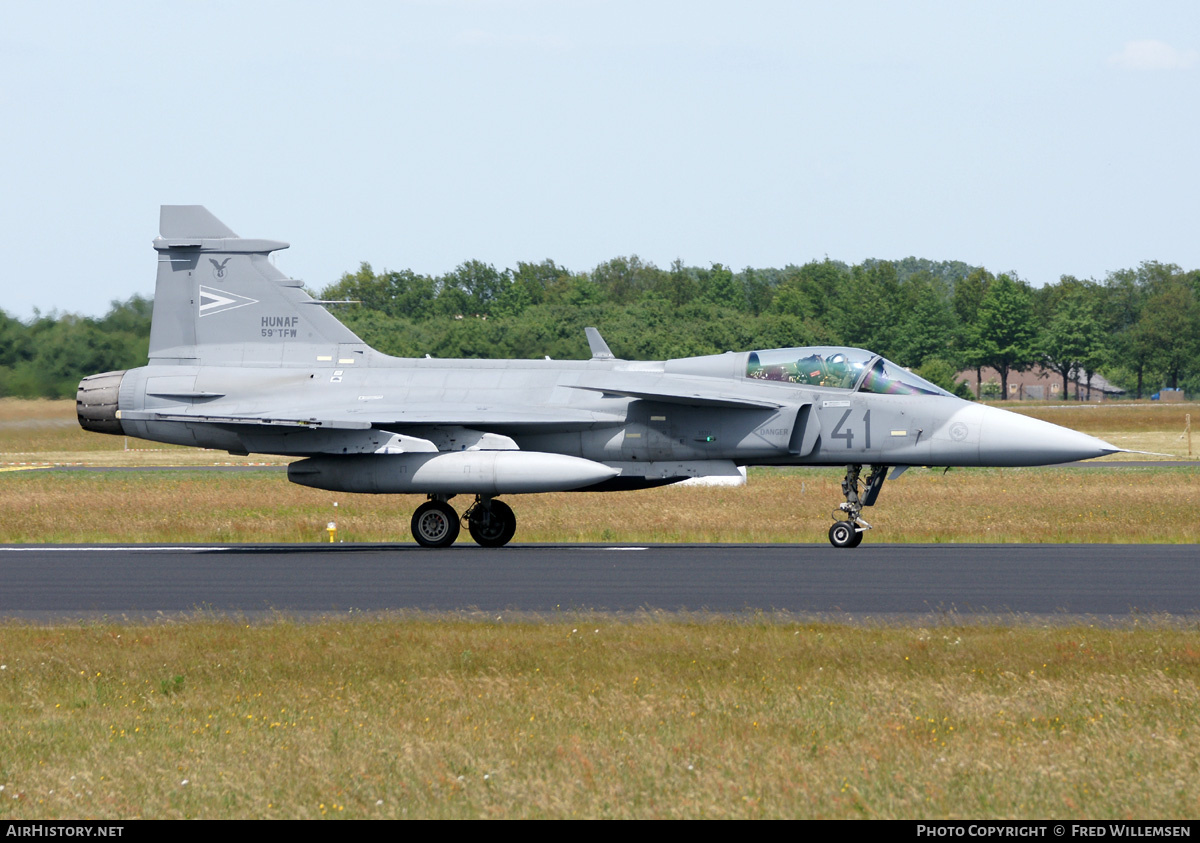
[745,346,952,397]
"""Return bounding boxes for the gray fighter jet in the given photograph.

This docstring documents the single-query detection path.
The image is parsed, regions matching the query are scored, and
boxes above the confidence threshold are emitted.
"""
[77,207,1121,548]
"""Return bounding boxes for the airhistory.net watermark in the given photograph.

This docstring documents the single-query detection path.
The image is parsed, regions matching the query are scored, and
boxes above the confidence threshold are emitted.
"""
[5,827,123,838]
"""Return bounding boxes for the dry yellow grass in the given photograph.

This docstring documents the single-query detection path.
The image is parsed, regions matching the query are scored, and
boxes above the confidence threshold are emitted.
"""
[0,399,74,423]
[1,466,1197,544]
[1000,401,1197,434]
[0,399,287,466]
[0,619,1197,819]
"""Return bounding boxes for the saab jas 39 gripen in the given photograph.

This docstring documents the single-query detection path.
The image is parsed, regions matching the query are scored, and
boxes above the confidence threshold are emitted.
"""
[77,207,1122,548]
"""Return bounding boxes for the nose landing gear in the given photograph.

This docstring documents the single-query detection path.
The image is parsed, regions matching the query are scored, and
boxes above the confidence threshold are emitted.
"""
[828,464,888,548]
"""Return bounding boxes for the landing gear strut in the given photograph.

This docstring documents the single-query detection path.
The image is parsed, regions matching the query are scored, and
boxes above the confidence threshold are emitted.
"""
[464,497,517,548]
[828,464,888,549]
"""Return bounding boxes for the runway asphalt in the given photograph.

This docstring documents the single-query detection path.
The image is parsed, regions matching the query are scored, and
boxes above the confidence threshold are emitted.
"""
[1,542,1196,621]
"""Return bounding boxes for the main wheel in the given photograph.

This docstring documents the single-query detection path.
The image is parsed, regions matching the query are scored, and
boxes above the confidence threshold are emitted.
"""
[828,521,862,549]
[411,501,460,548]
[468,500,516,548]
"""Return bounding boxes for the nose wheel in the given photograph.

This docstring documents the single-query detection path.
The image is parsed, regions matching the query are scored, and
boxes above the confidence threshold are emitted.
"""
[828,520,863,548]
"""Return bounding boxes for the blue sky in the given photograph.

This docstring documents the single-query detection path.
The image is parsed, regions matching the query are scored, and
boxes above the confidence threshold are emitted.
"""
[2,1,1197,320]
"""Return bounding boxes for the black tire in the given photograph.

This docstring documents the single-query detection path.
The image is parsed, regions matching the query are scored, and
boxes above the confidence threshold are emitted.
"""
[828,521,862,549]
[411,501,460,548]
[468,500,516,548]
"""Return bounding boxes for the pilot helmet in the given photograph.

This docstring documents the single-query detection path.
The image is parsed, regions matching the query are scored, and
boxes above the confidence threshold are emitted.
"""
[825,352,849,378]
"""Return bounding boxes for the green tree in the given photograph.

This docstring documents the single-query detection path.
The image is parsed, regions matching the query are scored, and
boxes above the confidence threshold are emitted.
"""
[651,259,698,308]
[769,260,847,323]
[321,263,437,320]
[915,358,974,399]
[1039,286,1104,399]
[495,259,570,316]
[1101,262,1198,397]
[1140,279,1200,391]
[438,260,509,316]
[97,295,153,337]
[898,280,956,367]
[0,310,32,368]
[975,274,1038,400]
[952,267,994,395]
[1101,267,1150,397]
[828,260,903,359]
[590,256,662,305]
[697,263,744,310]
[739,266,776,315]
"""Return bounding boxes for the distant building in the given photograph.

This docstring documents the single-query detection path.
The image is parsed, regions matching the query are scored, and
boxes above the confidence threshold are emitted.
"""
[956,365,1125,401]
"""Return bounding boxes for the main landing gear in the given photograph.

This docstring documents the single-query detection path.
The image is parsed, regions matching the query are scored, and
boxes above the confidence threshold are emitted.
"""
[411,499,460,548]
[828,464,888,549]
[409,495,517,548]
[465,498,516,548]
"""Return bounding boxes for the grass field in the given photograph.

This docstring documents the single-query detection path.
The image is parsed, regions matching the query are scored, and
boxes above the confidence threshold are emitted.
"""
[1,619,1198,820]
[1,399,1197,819]
[2,464,1199,544]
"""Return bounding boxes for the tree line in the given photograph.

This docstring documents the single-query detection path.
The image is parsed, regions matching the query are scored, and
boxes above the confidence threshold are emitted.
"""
[2,256,1197,400]
[0,297,153,400]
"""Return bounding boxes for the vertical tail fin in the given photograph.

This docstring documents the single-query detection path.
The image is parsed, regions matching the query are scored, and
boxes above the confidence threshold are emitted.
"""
[149,206,363,362]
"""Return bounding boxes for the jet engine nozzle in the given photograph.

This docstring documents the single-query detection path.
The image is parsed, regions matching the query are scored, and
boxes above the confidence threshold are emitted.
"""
[76,370,127,435]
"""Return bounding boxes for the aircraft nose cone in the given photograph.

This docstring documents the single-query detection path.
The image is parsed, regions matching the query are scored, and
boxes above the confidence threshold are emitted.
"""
[979,405,1119,466]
